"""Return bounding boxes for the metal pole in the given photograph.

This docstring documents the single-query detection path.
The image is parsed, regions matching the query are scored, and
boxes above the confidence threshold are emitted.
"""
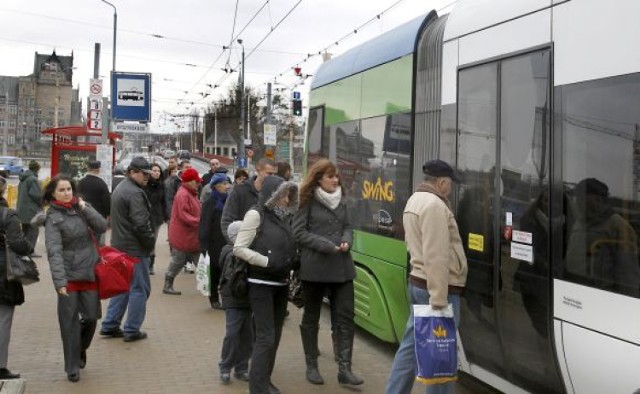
[266,83,272,125]
[93,43,100,79]
[100,0,117,145]
[238,39,246,168]
[214,105,218,155]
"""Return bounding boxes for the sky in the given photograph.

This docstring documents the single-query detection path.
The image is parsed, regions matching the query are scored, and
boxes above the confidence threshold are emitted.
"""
[0,0,456,133]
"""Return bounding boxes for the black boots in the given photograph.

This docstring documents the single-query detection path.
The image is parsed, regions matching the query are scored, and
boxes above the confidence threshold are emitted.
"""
[163,275,181,295]
[149,255,155,275]
[300,324,324,385]
[0,368,20,379]
[336,327,364,386]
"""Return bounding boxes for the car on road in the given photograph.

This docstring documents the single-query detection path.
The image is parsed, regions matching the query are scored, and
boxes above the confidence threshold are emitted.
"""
[0,156,24,178]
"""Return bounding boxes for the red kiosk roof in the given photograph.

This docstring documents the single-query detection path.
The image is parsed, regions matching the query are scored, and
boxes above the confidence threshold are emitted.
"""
[41,126,122,140]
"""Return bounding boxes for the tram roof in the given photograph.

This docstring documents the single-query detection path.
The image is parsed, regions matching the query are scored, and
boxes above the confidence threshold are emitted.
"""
[310,12,432,90]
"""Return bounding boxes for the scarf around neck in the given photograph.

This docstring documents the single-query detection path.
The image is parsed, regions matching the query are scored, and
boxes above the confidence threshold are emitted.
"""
[210,189,228,211]
[51,197,78,210]
[315,186,342,210]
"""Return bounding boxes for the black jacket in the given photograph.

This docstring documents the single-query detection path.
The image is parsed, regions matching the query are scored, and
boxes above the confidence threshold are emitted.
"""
[146,177,168,229]
[293,197,356,283]
[221,177,259,242]
[199,194,226,260]
[0,201,34,306]
[110,177,155,257]
[77,173,111,219]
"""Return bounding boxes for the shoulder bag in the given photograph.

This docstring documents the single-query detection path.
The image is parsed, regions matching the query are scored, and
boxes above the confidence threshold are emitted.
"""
[2,208,39,285]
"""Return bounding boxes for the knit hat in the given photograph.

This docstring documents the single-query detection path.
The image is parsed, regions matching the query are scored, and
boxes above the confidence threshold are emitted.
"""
[180,168,202,183]
[209,173,229,187]
[28,160,41,172]
[227,221,242,243]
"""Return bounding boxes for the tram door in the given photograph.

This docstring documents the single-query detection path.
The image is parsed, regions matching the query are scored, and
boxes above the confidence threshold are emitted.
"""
[456,49,563,393]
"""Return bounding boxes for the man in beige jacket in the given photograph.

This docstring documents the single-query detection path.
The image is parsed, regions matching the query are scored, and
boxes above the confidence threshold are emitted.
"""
[386,159,468,394]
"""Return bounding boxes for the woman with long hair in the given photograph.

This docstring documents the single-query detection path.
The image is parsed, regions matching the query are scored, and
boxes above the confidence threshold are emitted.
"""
[293,159,363,386]
[44,174,108,382]
[146,163,168,275]
[0,175,33,380]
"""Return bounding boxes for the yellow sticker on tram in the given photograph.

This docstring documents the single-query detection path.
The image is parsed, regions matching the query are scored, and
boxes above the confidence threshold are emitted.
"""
[468,233,484,252]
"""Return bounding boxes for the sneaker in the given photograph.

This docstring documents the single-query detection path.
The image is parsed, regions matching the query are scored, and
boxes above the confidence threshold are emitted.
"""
[123,331,148,342]
[99,328,124,338]
[220,373,231,385]
[0,368,20,379]
[234,371,250,382]
[185,262,195,273]
[67,372,80,382]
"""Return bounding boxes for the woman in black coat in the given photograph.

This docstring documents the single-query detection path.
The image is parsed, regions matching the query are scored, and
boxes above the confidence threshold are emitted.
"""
[292,159,363,386]
[0,176,33,380]
[198,173,231,309]
[146,163,168,275]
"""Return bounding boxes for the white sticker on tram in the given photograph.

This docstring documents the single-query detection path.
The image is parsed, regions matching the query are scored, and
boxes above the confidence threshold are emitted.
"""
[510,242,533,263]
[505,212,513,226]
[512,230,532,244]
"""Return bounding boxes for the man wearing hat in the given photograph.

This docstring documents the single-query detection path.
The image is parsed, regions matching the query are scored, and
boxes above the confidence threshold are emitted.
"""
[386,160,468,394]
[100,156,156,343]
[17,160,43,257]
[164,168,203,295]
[77,160,111,245]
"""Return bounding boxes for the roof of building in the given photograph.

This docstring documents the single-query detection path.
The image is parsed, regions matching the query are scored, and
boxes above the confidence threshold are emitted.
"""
[205,128,238,146]
[34,50,74,83]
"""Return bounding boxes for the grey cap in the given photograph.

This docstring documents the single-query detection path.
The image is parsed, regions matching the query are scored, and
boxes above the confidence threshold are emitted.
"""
[127,156,151,174]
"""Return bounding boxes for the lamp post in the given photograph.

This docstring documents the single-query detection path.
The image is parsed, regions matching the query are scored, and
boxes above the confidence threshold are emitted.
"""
[100,0,117,145]
[237,39,246,168]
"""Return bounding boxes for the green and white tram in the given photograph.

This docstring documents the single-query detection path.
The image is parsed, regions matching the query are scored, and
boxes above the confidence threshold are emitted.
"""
[306,1,640,393]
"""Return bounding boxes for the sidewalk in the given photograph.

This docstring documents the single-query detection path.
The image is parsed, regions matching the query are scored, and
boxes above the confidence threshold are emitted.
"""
[7,226,395,394]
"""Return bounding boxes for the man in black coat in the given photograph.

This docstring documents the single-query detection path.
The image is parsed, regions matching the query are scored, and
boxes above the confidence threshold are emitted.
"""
[220,158,277,241]
[77,160,110,245]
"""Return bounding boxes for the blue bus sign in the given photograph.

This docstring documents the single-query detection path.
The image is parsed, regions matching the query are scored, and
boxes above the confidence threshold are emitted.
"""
[111,72,151,122]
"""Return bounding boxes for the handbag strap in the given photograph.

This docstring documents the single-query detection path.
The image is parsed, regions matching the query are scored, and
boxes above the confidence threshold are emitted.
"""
[74,206,101,252]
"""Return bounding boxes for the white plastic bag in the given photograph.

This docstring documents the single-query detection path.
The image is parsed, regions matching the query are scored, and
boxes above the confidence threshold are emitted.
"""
[196,253,210,296]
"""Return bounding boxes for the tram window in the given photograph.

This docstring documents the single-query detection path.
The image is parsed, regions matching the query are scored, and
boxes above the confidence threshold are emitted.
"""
[557,73,640,298]
[307,107,324,166]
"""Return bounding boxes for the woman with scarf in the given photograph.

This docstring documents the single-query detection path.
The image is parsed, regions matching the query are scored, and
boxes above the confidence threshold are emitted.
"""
[293,159,363,386]
[199,173,231,309]
[146,163,168,275]
[44,174,108,382]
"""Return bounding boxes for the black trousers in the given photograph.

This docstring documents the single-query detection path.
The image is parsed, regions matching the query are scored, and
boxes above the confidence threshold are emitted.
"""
[248,283,288,394]
[301,281,355,337]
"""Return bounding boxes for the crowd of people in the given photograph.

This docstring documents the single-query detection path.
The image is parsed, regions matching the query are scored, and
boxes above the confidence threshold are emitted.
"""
[0,154,477,394]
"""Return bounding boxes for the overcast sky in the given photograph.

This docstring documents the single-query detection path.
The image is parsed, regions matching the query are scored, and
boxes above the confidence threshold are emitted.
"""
[0,0,456,132]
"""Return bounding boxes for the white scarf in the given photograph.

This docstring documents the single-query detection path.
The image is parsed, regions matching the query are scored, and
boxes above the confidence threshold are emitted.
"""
[315,186,342,210]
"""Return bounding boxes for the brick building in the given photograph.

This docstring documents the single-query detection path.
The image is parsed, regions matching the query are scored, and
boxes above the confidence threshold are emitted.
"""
[0,50,82,156]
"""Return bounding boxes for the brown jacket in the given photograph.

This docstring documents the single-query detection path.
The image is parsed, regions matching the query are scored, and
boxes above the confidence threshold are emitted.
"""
[403,184,467,307]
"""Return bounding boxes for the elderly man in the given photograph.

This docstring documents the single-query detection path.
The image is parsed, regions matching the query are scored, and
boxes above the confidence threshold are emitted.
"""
[385,160,468,394]
[100,157,156,342]
[163,168,202,295]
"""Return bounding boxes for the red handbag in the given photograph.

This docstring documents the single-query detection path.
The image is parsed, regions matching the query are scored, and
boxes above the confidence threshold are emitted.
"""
[94,246,139,300]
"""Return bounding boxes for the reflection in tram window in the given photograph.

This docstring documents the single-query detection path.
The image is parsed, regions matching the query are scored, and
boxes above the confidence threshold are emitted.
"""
[557,72,640,299]
[564,179,640,297]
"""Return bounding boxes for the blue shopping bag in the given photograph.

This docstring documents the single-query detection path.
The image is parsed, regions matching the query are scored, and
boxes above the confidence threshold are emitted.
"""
[413,304,458,385]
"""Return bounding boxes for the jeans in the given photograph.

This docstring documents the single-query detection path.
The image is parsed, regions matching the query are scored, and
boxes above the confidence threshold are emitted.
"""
[248,283,288,394]
[101,256,151,335]
[385,284,461,394]
[219,307,253,374]
[166,249,199,278]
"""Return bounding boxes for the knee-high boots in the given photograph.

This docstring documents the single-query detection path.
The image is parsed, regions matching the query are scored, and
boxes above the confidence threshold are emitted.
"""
[336,326,364,385]
[300,324,324,385]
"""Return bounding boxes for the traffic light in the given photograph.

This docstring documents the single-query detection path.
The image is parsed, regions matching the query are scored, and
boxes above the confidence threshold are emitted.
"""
[292,99,303,116]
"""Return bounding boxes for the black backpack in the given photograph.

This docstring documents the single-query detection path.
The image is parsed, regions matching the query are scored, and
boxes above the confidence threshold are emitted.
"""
[227,205,264,298]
